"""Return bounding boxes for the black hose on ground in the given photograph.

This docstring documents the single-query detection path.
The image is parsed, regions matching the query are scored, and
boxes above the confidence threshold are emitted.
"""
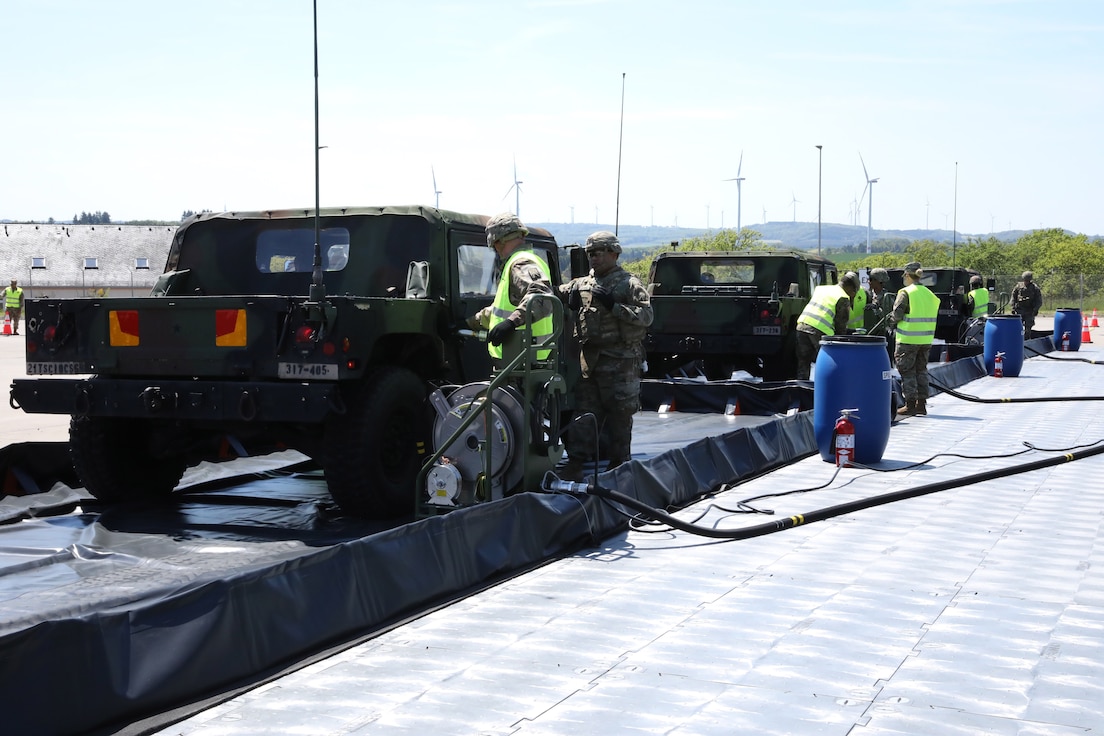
[928,375,1104,403]
[1023,343,1104,365]
[546,440,1104,540]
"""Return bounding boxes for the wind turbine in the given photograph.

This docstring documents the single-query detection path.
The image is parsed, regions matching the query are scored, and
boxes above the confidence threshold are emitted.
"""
[431,166,442,209]
[722,150,746,232]
[858,153,879,254]
[503,158,523,216]
[789,191,800,222]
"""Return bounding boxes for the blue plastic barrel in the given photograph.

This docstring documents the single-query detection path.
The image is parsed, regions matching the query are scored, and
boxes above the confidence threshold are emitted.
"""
[1053,308,1082,351]
[813,335,892,464]
[983,315,1025,376]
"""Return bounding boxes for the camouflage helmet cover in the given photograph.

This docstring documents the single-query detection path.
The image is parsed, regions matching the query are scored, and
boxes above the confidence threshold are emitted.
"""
[839,271,860,290]
[868,267,889,285]
[585,230,622,254]
[970,275,982,287]
[485,212,529,247]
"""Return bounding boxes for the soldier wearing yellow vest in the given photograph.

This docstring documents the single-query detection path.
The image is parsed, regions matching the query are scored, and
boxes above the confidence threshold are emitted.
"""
[557,231,653,480]
[4,279,24,336]
[466,213,554,364]
[794,272,859,380]
[889,261,939,416]
[965,275,990,318]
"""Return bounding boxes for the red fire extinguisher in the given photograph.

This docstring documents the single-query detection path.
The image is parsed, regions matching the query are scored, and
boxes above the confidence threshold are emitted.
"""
[1061,331,1071,351]
[994,351,1005,378]
[834,408,858,468]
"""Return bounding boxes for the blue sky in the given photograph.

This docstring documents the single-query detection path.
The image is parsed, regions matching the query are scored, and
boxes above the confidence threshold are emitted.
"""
[3,0,1102,236]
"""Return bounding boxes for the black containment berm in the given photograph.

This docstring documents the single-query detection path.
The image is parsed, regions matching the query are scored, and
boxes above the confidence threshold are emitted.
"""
[813,334,892,464]
[983,314,1025,376]
[1053,307,1082,352]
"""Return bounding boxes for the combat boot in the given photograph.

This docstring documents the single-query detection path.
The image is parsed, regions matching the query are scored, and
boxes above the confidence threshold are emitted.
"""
[915,399,927,416]
[896,398,918,417]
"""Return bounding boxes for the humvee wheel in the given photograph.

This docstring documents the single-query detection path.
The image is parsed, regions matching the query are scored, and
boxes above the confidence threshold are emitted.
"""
[69,416,187,503]
[323,366,429,518]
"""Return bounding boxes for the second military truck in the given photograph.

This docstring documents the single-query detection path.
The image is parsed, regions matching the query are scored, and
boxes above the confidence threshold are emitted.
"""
[644,249,839,380]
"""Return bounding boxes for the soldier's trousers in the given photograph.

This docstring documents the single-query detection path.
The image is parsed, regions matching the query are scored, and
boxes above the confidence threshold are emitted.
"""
[894,342,930,401]
[567,355,641,463]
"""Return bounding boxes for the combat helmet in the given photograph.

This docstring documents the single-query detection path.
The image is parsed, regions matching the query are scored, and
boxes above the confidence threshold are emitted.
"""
[585,230,622,254]
[485,213,529,248]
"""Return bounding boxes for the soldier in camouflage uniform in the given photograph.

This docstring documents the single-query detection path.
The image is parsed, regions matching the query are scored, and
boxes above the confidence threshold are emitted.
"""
[466,213,554,365]
[558,231,653,480]
[1010,270,1043,337]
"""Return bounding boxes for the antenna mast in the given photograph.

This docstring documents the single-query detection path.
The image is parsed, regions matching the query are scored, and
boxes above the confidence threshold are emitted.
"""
[614,73,626,236]
[309,0,326,303]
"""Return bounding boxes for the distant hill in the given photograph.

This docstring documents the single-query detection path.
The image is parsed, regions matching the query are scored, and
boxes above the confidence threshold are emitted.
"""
[529,220,1042,254]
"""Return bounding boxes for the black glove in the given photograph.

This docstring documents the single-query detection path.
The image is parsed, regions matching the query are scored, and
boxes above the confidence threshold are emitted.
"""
[487,320,516,346]
[591,284,616,310]
[567,286,582,311]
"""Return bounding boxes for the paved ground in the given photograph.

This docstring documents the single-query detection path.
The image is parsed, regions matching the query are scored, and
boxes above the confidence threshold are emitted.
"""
[0,324,73,446]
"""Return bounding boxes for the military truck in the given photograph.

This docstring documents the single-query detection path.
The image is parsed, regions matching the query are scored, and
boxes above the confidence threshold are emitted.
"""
[10,206,572,518]
[644,250,840,380]
[884,266,994,342]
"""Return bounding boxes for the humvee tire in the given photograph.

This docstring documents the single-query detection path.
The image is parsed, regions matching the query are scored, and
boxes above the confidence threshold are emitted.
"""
[69,415,187,503]
[323,365,429,518]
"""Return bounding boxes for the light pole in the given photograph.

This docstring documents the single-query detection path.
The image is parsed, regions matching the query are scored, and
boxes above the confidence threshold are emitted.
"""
[816,145,823,256]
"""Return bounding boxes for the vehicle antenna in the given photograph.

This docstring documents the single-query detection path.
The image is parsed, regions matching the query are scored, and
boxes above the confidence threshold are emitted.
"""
[309,0,326,304]
[615,72,625,237]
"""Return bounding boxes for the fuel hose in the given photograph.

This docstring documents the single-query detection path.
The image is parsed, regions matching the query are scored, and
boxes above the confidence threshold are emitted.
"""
[545,440,1104,540]
[1023,343,1104,365]
[929,376,1104,404]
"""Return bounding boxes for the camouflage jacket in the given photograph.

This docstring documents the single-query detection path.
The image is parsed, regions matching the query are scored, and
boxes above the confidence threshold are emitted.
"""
[559,265,653,357]
[1010,281,1042,316]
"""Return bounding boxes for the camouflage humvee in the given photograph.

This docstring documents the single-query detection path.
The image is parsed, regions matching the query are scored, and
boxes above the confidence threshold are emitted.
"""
[10,206,571,517]
[645,250,839,380]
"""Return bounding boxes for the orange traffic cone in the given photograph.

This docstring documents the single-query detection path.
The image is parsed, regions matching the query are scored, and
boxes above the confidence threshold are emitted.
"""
[2,313,10,336]
[1092,308,1100,328]
[1082,316,1093,344]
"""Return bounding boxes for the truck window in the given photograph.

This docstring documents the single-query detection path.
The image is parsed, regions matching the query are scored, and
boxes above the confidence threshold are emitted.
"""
[256,227,350,274]
[456,242,556,296]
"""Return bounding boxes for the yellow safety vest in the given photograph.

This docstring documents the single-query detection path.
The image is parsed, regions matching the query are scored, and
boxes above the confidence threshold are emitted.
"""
[488,249,553,361]
[798,284,848,336]
[968,287,989,317]
[4,287,22,309]
[847,287,868,331]
[897,284,939,345]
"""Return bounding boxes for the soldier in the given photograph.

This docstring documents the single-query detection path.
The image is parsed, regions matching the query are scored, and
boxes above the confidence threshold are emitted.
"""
[794,272,859,380]
[889,262,939,416]
[1010,270,1042,336]
[845,271,867,333]
[965,274,989,318]
[466,213,554,365]
[558,231,653,480]
[866,267,897,363]
[4,278,24,336]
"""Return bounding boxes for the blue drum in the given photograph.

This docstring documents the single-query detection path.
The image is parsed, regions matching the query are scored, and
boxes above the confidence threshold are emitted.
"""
[1053,308,1082,352]
[813,335,892,464]
[983,315,1025,376]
